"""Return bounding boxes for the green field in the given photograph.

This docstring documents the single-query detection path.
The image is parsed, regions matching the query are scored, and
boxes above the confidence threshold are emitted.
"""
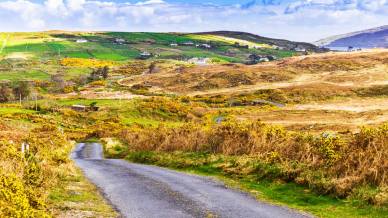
[0,31,297,62]
[0,31,300,83]
[0,70,49,81]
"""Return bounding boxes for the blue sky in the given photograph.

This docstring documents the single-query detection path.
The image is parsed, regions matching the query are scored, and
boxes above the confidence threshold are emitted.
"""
[0,0,387,42]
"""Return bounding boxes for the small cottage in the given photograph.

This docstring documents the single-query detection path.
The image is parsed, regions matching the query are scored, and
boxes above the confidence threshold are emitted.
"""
[115,38,126,44]
[71,104,99,112]
[71,105,87,112]
[196,44,212,49]
[139,51,152,59]
[76,39,88,43]
[294,46,306,52]
[181,41,194,46]
[188,57,210,65]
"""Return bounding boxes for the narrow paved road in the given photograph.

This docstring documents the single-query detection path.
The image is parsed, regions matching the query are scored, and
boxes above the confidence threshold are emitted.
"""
[72,143,311,218]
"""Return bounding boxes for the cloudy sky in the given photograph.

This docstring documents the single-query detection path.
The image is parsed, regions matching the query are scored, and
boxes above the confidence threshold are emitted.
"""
[0,0,387,42]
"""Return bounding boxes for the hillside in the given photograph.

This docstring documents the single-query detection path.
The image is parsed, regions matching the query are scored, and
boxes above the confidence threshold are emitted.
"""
[316,25,388,48]
[201,31,322,51]
[0,29,387,217]
[121,50,388,95]
[0,31,305,64]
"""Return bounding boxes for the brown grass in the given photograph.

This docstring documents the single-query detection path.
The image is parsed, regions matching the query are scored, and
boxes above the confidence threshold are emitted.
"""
[119,50,388,94]
[111,121,388,203]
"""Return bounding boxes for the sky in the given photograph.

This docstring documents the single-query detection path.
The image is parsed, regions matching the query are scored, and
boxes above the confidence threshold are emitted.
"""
[0,0,387,42]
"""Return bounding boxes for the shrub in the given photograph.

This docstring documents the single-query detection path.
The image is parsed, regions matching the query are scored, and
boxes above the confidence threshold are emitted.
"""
[60,58,114,68]
[0,117,72,217]
[88,80,106,87]
[0,83,13,103]
[116,120,388,204]
[63,86,74,93]
[12,81,31,100]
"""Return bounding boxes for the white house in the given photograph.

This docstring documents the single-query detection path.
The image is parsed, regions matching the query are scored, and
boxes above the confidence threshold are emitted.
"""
[139,51,152,59]
[188,57,210,65]
[115,38,126,44]
[196,44,212,49]
[140,51,151,56]
[76,39,88,43]
[294,47,306,52]
[182,41,194,46]
[258,57,270,62]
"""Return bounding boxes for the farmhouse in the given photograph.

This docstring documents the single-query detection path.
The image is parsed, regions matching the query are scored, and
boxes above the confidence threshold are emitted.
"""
[294,46,306,52]
[188,57,210,65]
[71,105,87,112]
[248,54,277,64]
[181,41,194,46]
[115,38,126,44]
[76,39,88,43]
[139,51,152,59]
[196,44,212,49]
[71,104,99,112]
[170,43,178,47]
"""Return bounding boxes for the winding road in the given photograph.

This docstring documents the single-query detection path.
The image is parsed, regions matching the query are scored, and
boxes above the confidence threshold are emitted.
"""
[72,143,311,218]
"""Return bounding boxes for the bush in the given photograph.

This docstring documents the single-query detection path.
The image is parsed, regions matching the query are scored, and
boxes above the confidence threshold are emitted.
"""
[0,83,13,103]
[116,120,388,204]
[0,117,72,217]
[88,80,106,87]
[60,58,114,68]
[12,81,30,100]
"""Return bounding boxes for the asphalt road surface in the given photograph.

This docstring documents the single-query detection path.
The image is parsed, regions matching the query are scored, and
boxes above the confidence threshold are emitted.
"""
[72,143,312,218]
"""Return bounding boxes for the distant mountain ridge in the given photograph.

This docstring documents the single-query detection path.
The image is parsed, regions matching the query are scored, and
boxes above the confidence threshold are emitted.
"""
[316,25,388,48]
[198,31,321,51]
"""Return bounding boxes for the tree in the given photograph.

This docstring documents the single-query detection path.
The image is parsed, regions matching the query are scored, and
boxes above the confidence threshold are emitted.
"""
[101,66,109,79]
[13,81,30,100]
[89,66,109,81]
[0,83,12,103]
[51,73,65,92]
[148,62,160,74]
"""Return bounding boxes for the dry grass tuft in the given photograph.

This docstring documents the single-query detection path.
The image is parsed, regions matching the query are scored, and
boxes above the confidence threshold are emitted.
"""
[112,120,388,204]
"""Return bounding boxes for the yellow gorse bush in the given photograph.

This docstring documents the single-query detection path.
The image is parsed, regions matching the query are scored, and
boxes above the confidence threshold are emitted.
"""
[0,116,71,217]
[60,58,115,68]
[113,120,388,203]
[0,172,37,218]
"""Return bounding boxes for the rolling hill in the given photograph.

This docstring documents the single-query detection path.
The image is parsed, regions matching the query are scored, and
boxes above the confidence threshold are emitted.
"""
[0,31,317,64]
[200,31,321,51]
[316,25,388,48]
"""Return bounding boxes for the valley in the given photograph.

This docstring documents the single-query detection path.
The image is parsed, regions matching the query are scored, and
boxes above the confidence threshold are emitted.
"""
[0,31,387,218]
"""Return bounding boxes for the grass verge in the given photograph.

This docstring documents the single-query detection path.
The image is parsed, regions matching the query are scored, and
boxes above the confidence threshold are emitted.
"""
[109,148,387,218]
[48,161,118,218]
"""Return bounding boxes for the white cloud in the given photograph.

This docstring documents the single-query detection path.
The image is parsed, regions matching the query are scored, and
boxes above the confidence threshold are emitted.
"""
[136,0,165,5]
[0,0,386,42]
[67,0,86,11]
[45,0,67,16]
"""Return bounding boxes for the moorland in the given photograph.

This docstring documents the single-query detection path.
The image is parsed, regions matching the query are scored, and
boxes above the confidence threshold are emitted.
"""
[0,31,387,217]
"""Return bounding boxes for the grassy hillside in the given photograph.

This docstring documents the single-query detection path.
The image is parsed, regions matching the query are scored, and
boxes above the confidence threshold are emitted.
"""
[0,31,304,82]
[0,31,299,63]
[121,50,388,93]
[203,31,321,51]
